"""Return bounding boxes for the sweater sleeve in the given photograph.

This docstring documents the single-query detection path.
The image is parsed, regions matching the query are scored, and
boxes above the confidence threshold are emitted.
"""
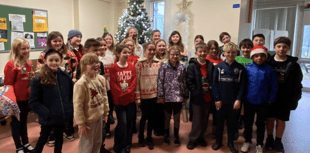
[236,67,246,101]
[109,66,122,104]
[185,64,197,93]
[28,78,50,119]
[268,68,278,103]
[291,63,303,110]
[212,66,221,102]
[157,65,165,99]
[135,62,142,104]
[99,76,109,116]
[73,81,87,126]
[183,67,189,98]
[4,61,17,86]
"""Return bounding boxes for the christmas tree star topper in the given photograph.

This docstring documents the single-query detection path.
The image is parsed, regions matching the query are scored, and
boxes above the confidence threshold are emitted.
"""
[176,0,192,12]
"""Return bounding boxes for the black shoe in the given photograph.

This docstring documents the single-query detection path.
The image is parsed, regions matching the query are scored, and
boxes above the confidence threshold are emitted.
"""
[138,137,145,147]
[275,140,285,153]
[163,136,170,146]
[265,136,275,150]
[145,137,155,150]
[106,131,111,138]
[154,131,164,136]
[227,143,238,153]
[174,138,181,147]
[109,115,115,124]
[234,132,239,140]
[23,144,35,153]
[212,142,222,150]
[187,141,198,150]
[198,138,207,147]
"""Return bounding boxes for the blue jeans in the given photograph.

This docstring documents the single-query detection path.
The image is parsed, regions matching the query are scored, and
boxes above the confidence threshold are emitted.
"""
[113,102,135,153]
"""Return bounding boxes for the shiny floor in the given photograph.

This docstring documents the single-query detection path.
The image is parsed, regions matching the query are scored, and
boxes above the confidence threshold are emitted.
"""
[1,92,310,153]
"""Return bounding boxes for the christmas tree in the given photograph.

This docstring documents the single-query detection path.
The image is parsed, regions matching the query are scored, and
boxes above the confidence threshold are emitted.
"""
[115,0,153,44]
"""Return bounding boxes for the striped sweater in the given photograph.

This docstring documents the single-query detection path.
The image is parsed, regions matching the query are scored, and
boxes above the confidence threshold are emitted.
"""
[135,56,160,104]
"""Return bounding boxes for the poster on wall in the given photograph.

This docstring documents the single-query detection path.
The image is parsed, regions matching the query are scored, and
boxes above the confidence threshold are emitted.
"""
[24,32,35,48]
[0,42,4,51]
[0,30,8,42]
[33,16,48,32]
[11,32,24,44]
[11,20,24,32]
[0,18,7,30]
[37,37,47,48]
[9,14,26,22]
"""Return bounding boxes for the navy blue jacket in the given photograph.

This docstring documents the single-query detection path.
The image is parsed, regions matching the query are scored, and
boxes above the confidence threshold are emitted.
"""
[29,69,74,125]
[245,62,278,105]
[212,60,246,105]
[186,58,214,105]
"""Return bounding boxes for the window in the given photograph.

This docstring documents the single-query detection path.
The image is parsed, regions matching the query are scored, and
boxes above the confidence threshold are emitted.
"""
[302,25,310,58]
[153,2,165,35]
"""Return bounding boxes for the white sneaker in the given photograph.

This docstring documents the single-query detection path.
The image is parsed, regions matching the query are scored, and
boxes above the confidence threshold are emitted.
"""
[256,145,263,153]
[241,142,251,152]
[16,147,25,153]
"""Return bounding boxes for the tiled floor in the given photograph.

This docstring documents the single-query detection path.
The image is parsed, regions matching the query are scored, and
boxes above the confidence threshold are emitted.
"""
[1,92,310,153]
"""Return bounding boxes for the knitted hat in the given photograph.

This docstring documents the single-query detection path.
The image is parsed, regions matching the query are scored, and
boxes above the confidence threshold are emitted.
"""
[68,30,82,40]
[250,46,268,58]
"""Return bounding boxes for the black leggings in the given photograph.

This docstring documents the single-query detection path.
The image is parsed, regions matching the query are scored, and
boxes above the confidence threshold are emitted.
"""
[11,101,30,149]
[139,98,156,138]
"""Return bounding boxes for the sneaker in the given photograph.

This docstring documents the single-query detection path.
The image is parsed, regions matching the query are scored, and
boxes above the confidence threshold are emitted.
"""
[23,143,35,153]
[275,140,285,153]
[187,141,198,150]
[63,133,75,141]
[145,137,155,150]
[47,140,55,147]
[16,147,25,153]
[256,145,263,153]
[265,136,275,150]
[163,137,170,146]
[241,142,251,152]
[174,138,181,147]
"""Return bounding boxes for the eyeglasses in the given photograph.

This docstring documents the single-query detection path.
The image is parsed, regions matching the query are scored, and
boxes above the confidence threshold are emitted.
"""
[170,54,180,57]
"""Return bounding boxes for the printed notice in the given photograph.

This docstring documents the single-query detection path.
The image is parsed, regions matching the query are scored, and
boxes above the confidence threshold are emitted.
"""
[37,33,48,37]
[11,32,24,44]
[11,20,24,32]
[0,18,7,30]
[9,14,26,22]
[0,42,4,51]
[24,32,35,48]
[0,30,8,42]
[33,10,47,17]
[33,16,48,32]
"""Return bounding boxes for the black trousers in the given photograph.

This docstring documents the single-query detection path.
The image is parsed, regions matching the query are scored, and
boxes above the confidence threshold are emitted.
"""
[106,91,114,133]
[11,101,30,149]
[35,124,65,153]
[153,103,165,134]
[244,102,269,146]
[215,103,238,144]
[164,102,182,130]
[139,98,156,138]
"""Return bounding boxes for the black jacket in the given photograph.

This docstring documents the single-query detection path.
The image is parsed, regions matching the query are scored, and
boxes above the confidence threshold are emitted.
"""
[29,69,74,125]
[186,58,214,105]
[266,55,303,110]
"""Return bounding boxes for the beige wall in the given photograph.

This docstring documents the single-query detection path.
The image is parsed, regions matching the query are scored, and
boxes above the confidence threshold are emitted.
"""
[170,0,242,50]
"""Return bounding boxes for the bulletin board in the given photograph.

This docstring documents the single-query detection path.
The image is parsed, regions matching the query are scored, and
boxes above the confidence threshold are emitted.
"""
[0,4,48,52]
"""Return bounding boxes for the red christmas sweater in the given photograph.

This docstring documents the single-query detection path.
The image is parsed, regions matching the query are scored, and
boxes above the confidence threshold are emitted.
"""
[198,62,211,102]
[4,60,33,101]
[110,62,137,106]
[127,55,139,66]
[206,56,223,64]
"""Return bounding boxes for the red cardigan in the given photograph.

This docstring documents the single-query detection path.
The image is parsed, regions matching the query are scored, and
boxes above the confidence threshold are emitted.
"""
[4,60,33,101]
[110,62,136,106]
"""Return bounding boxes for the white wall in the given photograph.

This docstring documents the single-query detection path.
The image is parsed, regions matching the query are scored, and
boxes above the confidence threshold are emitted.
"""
[0,0,74,73]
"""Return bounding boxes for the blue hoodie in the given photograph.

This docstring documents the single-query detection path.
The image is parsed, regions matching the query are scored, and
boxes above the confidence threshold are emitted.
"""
[245,62,278,105]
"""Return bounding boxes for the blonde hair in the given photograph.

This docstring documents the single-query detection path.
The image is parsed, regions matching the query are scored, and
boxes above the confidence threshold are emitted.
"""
[9,38,30,67]
[79,53,100,75]
[125,27,141,51]
[155,39,168,60]
[223,42,238,52]
[121,38,135,55]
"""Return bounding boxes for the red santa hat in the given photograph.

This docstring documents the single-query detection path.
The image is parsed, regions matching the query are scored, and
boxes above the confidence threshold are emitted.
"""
[250,46,268,58]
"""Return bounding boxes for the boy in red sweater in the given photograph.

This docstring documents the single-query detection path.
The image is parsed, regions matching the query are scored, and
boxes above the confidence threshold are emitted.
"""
[110,45,137,153]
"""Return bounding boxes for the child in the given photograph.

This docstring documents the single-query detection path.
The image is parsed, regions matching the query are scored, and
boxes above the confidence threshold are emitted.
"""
[151,30,161,43]
[252,34,265,47]
[206,40,223,65]
[212,42,246,153]
[103,33,116,58]
[218,32,231,59]
[240,46,278,153]
[158,46,189,146]
[96,37,115,138]
[168,31,188,64]
[67,30,83,63]
[186,42,214,150]
[73,53,109,153]
[265,37,303,153]
[135,42,160,150]
[124,27,143,57]
[121,38,140,66]
[153,39,168,137]
[155,39,168,61]
[37,31,77,145]
[110,45,137,153]
[4,38,35,153]
[29,49,74,153]
[76,38,105,80]
[188,35,204,60]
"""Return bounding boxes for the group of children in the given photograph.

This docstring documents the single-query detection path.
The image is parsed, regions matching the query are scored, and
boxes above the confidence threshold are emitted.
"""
[3,27,302,153]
